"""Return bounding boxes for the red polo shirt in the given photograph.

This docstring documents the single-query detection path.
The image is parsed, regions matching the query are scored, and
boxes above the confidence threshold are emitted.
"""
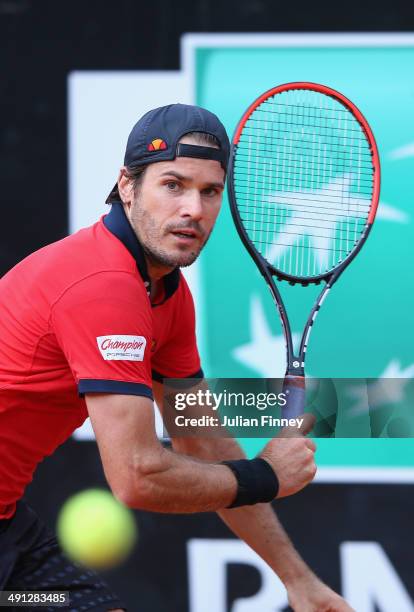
[0,203,202,518]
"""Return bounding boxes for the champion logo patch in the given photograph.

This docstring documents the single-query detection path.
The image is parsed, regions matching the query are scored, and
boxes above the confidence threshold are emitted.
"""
[97,335,147,361]
[147,138,167,151]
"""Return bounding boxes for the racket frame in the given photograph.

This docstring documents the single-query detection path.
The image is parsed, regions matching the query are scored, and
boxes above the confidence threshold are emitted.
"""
[228,81,381,376]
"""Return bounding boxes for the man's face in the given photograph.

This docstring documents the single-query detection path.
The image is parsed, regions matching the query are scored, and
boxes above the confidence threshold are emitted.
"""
[122,150,225,270]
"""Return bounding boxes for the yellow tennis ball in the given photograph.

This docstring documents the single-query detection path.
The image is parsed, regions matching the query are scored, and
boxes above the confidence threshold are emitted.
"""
[57,488,137,569]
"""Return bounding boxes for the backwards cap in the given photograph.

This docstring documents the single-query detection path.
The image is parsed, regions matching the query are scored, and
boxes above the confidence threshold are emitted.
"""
[106,103,230,203]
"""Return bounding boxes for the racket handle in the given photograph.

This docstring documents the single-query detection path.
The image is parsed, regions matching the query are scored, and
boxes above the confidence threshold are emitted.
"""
[282,375,306,419]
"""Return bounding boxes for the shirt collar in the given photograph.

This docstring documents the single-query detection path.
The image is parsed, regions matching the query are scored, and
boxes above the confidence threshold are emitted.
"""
[103,202,180,303]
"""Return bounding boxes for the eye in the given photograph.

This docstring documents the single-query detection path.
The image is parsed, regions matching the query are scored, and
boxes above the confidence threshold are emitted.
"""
[166,181,179,191]
[202,187,218,197]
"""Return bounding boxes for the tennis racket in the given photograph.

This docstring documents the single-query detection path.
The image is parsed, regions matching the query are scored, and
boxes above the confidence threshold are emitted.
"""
[228,82,380,420]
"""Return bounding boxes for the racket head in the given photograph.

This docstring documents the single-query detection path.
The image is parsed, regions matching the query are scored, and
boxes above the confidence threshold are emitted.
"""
[228,82,380,285]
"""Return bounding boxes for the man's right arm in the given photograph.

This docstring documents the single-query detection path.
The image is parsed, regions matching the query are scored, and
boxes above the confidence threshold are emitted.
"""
[86,393,316,513]
[86,393,237,512]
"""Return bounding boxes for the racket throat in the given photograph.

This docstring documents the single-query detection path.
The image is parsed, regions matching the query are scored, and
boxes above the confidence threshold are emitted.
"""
[286,360,304,377]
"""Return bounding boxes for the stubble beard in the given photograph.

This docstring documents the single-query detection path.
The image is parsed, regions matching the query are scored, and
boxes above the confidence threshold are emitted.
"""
[129,202,211,269]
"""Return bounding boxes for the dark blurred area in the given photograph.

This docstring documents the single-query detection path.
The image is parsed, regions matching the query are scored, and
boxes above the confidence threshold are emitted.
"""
[1,0,414,275]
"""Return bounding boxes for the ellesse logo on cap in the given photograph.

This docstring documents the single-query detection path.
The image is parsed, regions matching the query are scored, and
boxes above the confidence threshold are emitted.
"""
[96,335,147,361]
[147,138,167,151]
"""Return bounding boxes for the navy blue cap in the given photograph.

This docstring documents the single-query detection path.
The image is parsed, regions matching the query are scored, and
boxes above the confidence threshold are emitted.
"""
[106,103,230,203]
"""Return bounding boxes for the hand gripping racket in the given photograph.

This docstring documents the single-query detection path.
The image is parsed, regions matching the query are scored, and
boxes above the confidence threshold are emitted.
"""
[228,83,380,420]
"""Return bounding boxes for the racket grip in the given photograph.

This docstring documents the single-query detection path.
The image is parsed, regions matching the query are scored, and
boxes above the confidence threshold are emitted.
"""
[282,375,306,419]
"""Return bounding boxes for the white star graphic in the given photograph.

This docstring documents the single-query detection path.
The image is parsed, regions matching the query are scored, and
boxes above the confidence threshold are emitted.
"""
[388,142,414,160]
[347,359,414,415]
[232,294,300,377]
[265,174,371,270]
[377,201,409,223]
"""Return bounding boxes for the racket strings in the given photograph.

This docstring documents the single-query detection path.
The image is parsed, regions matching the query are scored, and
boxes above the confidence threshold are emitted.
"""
[251,100,359,117]
[235,172,373,189]
[237,204,368,222]
[253,239,347,254]
[238,214,367,238]
[236,193,371,210]
[241,124,369,143]
[234,151,374,173]
[233,89,375,279]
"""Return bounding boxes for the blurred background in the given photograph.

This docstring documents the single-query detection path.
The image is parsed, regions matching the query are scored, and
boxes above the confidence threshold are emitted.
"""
[2,1,414,610]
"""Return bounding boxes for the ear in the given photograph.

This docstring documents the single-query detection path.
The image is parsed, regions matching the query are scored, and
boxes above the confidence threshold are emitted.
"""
[118,167,134,207]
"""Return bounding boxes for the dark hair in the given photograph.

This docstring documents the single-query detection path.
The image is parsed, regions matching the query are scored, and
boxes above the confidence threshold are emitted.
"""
[182,131,220,148]
[106,131,220,204]
[124,165,147,192]
[106,165,147,204]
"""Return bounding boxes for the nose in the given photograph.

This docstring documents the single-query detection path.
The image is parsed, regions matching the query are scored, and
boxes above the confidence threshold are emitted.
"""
[179,189,203,221]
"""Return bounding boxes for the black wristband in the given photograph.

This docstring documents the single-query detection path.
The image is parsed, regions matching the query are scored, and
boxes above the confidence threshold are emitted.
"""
[221,458,279,508]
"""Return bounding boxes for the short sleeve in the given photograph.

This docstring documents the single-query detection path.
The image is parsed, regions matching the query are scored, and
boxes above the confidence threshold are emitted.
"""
[50,271,153,399]
[151,275,203,382]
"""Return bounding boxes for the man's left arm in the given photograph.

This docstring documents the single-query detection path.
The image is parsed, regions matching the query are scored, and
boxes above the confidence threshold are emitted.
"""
[153,381,353,612]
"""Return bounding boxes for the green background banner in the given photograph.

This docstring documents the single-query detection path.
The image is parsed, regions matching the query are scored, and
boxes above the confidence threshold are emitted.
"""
[192,39,414,467]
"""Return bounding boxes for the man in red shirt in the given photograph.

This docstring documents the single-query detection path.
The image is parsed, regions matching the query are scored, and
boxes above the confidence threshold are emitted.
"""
[0,104,352,611]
